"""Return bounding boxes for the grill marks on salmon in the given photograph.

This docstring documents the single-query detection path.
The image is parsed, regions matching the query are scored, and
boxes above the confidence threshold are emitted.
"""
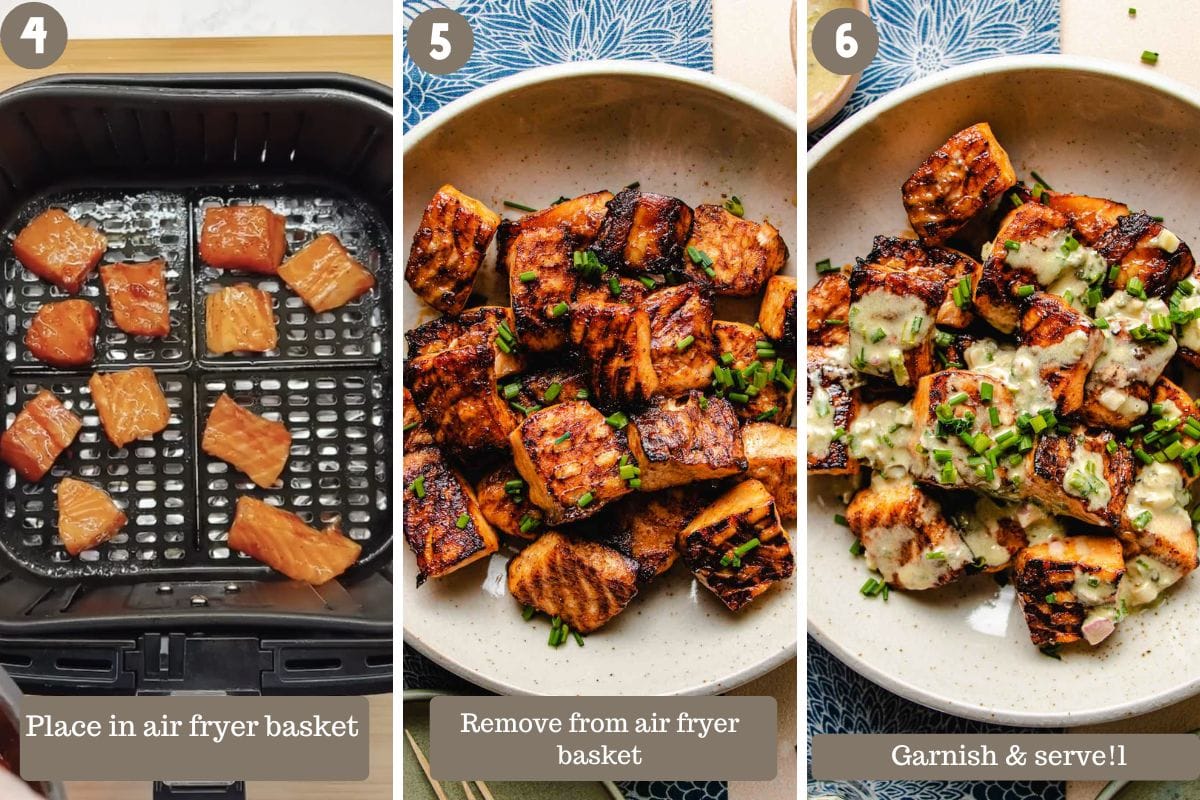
[56,477,127,556]
[13,209,107,293]
[227,496,362,585]
[0,390,82,482]
[201,393,292,488]
[403,447,499,585]
[405,185,500,316]
[205,284,278,354]
[88,367,170,448]
[24,299,99,367]
[100,260,171,337]
[279,233,376,313]
[199,205,287,275]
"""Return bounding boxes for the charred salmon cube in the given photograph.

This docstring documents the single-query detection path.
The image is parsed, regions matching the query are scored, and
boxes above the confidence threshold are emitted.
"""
[199,205,287,275]
[1118,461,1198,588]
[402,387,435,452]
[598,488,696,585]
[901,122,1017,245]
[678,479,794,611]
[88,367,171,448]
[405,184,499,316]
[807,270,850,347]
[13,208,107,293]
[1095,213,1194,299]
[846,477,973,590]
[509,400,634,525]
[847,255,941,385]
[56,477,127,556]
[24,299,98,367]
[715,320,795,424]
[958,497,1065,572]
[228,496,362,585]
[681,204,788,296]
[475,463,543,540]
[500,223,577,353]
[757,275,798,349]
[201,393,292,489]
[1013,536,1125,647]
[0,390,81,482]
[627,392,746,491]
[742,422,797,521]
[506,367,591,411]
[279,233,375,313]
[641,283,717,396]
[205,283,278,354]
[590,188,693,275]
[100,260,170,337]
[569,301,659,405]
[405,342,520,462]
[404,306,523,380]
[1042,191,1129,246]
[403,446,498,585]
[861,236,979,329]
[573,273,649,307]
[1082,290,1177,429]
[507,530,639,633]
[1017,292,1104,416]
[499,191,614,252]
[1023,426,1133,528]
[807,345,858,476]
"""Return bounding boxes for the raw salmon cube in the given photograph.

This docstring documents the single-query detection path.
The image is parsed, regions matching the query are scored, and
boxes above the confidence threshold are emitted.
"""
[99,260,170,337]
[56,477,127,556]
[228,496,362,584]
[0,390,82,481]
[201,393,292,488]
[204,284,277,354]
[88,367,170,448]
[13,209,107,293]
[24,299,98,367]
[199,205,287,274]
[278,233,375,312]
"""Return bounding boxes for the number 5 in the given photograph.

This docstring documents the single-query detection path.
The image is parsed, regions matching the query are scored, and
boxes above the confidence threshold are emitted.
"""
[835,22,858,58]
[21,15,47,55]
[429,22,451,61]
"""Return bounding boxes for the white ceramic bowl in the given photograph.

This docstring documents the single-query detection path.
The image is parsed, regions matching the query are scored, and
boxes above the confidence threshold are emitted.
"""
[404,62,797,696]
[809,55,1200,726]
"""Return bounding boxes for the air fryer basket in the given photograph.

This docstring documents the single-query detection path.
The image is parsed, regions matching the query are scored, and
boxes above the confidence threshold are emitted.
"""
[0,74,392,698]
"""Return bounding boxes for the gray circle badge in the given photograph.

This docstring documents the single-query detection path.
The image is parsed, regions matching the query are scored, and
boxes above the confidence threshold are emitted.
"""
[811,8,878,76]
[1,2,67,69]
[408,9,474,75]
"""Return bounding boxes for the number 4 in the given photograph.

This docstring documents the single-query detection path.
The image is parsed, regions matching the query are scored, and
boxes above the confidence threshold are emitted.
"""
[21,15,47,55]
[429,21,451,61]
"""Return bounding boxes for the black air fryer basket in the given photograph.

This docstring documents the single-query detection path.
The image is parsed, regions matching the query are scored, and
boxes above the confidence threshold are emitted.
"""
[0,74,392,699]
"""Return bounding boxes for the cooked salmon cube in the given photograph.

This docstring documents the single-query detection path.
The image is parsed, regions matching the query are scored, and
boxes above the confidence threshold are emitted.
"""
[506,367,591,411]
[598,488,695,585]
[573,274,649,307]
[475,463,544,540]
[204,283,278,354]
[13,209,107,293]
[0,390,81,482]
[590,188,693,275]
[403,447,498,585]
[958,497,1065,572]
[100,260,170,337]
[681,204,788,296]
[500,223,577,352]
[757,275,798,349]
[1023,426,1133,528]
[742,422,797,521]
[678,479,794,611]
[807,345,859,476]
[1140,379,1200,487]
[509,401,634,525]
[500,191,614,250]
[628,392,746,491]
[201,393,292,488]
[199,205,287,275]
[404,306,523,379]
[228,496,362,585]
[1082,290,1177,429]
[405,184,499,316]
[56,477,127,556]
[1118,461,1198,587]
[1017,292,1104,416]
[24,299,98,367]
[715,320,795,424]
[846,477,973,590]
[405,342,520,461]
[807,270,850,347]
[402,387,435,452]
[1013,536,1125,647]
[568,300,659,405]
[847,249,943,384]
[640,283,716,396]
[1095,213,1194,299]
[1042,191,1129,246]
[507,530,639,633]
[278,233,375,313]
[88,367,171,448]
[901,122,1017,245]
[861,236,979,329]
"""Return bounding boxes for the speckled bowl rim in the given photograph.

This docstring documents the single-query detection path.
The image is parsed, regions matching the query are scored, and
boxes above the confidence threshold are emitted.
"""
[808,53,1200,727]
[402,61,797,697]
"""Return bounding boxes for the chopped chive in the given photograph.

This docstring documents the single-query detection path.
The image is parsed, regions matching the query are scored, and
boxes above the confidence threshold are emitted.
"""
[1141,50,1159,65]
[553,432,572,445]
[1004,239,1021,251]
[1030,170,1053,190]
[502,382,521,400]
[519,514,540,534]
[926,551,946,561]
[728,392,750,404]
[608,276,622,296]
[637,276,657,290]
[1094,316,1109,329]
[833,513,849,527]
[504,200,537,212]
[720,352,735,365]
[543,383,562,403]
[455,513,470,529]
[1129,7,1136,15]
[575,388,589,400]
[510,401,540,415]
[732,538,761,558]
[754,406,779,422]
[572,630,585,646]
[409,476,425,499]
[576,491,595,508]
[1107,440,1119,454]
[549,301,569,318]
[495,337,513,354]
[989,406,1001,427]
[519,270,538,282]
[628,477,642,489]
[1010,193,1024,207]
[816,258,838,274]
[605,411,628,429]
[1127,276,1146,299]
[1133,510,1153,529]
[522,604,535,620]
[403,421,418,432]
[619,464,640,480]
[1017,284,1035,298]
[723,195,745,217]
[849,539,864,556]
[676,335,696,351]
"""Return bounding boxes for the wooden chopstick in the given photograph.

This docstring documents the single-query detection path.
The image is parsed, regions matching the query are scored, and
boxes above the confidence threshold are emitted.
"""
[461,781,477,800]
[474,781,496,800]
[403,728,448,800]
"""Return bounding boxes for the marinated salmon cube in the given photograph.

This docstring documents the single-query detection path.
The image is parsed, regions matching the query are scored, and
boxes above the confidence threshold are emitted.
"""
[861,236,979,329]
[641,283,717,397]
[402,388,435,452]
[475,463,543,540]
[204,284,278,354]
[500,223,577,353]
[757,275,798,349]
[13,209,107,293]
[847,248,943,384]
[405,184,500,316]
[590,188,693,275]
[1097,213,1195,300]
[24,299,98,367]
[278,233,375,313]
[1014,536,1126,647]
[742,422,797,521]
[497,191,614,254]
[201,393,292,488]
[403,446,498,585]
[678,479,794,611]
[1023,426,1133,528]
[681,204,788,296]
[56,477,127,556]
[807,270,850,347]
[628,392,746,491]
[1017,292,1104,416]
[598,488,696,585]
[573,273,650,307]
[403,306,523,379]
[1042,191,1129,246]
[228,496,362,585]
[199,205,287,274]
[714,320,796,424]
[88,367,170,448]
[0,390,82,482]
[99,260,170,337]
[806,345,859,476]
[506,367,590,412]
[568,300,659,406]
[507,530,639,633]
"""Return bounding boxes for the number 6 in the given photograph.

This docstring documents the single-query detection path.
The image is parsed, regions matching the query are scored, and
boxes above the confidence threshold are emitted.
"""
[835,21,858,58]
[21,15,47,55]
[429,21,451,61]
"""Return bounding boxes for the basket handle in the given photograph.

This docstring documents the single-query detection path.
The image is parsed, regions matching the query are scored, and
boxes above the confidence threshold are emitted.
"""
[152,781,245,800]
